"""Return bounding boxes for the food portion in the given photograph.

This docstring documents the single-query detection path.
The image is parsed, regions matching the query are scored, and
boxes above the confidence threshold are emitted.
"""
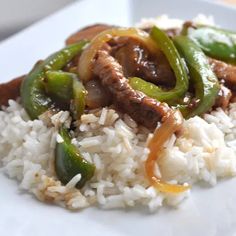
[1,15,236,211]
[0,75,24,106]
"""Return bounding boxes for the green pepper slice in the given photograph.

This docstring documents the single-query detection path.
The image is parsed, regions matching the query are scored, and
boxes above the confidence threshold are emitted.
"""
[45,71,87,118]
[21,41,88,119]
[173,35,220,117]
[129,26,189,102]
[55,127,95,188]
[45,71,73,102]
[72,77,87,119]
[187,26,236,64]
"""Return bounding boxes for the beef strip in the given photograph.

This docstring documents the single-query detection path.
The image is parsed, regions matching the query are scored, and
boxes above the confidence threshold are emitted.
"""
[209,58,236,88]
[112,37,175,87]
[214,84,232,110]
[93,50,171,129]
[0,75,24,106]
[66,24,113,45]
[207,58,236,109]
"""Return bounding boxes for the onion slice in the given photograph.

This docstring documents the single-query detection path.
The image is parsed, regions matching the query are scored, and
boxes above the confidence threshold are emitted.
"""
[145,110,190,194]
[78,27,158,82]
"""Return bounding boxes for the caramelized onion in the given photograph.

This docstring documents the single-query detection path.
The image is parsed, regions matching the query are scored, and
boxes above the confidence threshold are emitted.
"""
[85,79,111,109]
[78,27,158,82]
[146,110,190,193]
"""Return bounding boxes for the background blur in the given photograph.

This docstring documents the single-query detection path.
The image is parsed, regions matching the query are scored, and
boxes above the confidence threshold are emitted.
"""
[0,0,74,41]
[0,0,235,42]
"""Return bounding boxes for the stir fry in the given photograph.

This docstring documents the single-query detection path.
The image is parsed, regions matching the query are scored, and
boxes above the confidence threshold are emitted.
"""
[1,20,236,194]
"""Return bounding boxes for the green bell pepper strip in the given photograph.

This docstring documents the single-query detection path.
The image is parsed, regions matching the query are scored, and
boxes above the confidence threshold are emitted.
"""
[72,76,87,119]
[45,71,73,102]
[55,127,95,188]
[129,26,189,102]
[186,26,236,64]
[45,71,87,118]
[173,35,220,118]
[21,40,88,119]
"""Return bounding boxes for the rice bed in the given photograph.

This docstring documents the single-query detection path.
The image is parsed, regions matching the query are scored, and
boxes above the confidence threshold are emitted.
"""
[1,100,236,212]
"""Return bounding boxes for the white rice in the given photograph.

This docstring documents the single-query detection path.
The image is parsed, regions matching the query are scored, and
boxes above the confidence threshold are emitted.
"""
[1,99,236,211]
[1,15,235,212]
[136,14,215,29]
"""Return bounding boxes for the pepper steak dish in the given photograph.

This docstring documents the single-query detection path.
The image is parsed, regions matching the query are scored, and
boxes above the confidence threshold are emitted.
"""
[1,15,236,211]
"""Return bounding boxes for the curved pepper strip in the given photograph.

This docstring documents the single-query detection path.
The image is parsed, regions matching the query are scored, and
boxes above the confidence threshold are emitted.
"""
[72,75,87,119]
[146,110,189,193]
[129,26,189,102]
[78,27,159,82]
[45,71,87,119]
[21,40,88,119]
[173,36,220,118]
[55,127,95,188]
[186,26,236,64]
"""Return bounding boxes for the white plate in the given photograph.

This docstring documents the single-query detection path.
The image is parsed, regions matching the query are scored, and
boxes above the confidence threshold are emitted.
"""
[0,0,236,235]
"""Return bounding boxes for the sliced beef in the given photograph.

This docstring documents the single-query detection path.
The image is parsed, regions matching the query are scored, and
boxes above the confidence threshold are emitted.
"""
[214,84,232,110]
[66,24,113,45]
[93,50,171,129]
[0,75,24,106]
[112,37,175,87]
[209,58,236,87]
